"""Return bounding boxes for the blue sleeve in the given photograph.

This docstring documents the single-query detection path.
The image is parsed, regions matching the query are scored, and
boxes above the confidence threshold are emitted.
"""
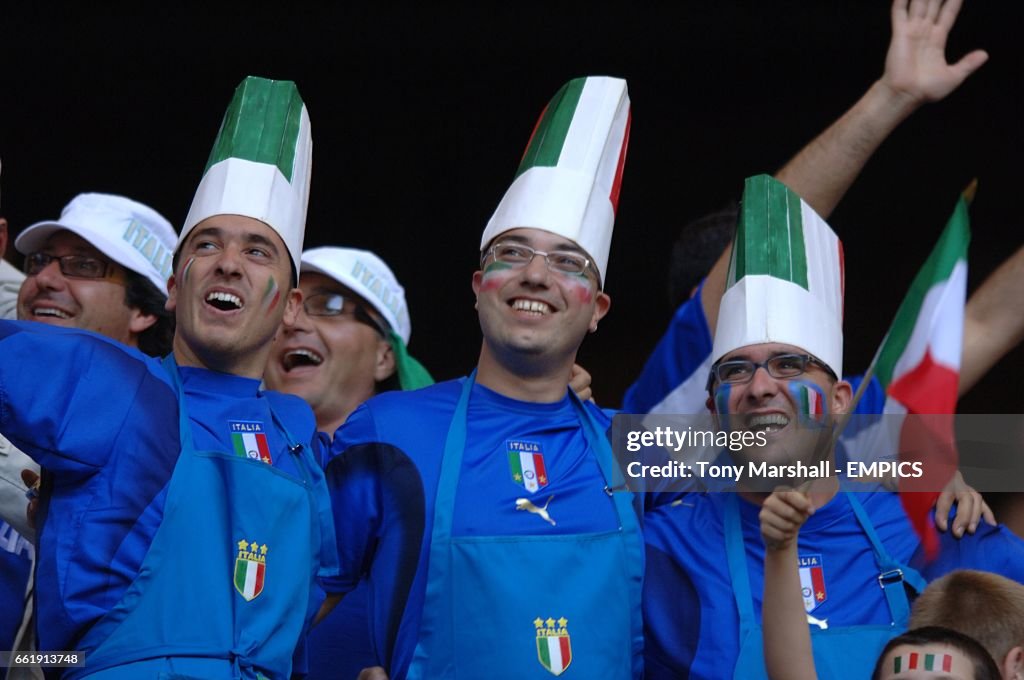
[622,281,713,414]
[922,522,1024,583]
[0,321,153,477]
[320,402,384,594]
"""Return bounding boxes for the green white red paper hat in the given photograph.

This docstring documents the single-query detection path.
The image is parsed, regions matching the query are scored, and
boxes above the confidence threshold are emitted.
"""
[480,76,631,286]
[179,76,311,277]
[712,175,845,378]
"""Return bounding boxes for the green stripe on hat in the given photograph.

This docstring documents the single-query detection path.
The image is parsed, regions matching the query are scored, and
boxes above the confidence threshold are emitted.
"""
[515,78,586,177]
[205,77,304,181]
[731,175,809,289]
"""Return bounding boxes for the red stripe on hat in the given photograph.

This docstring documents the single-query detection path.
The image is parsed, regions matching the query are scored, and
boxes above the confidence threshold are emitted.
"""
[521,104,550,164]
[609,108,631,213]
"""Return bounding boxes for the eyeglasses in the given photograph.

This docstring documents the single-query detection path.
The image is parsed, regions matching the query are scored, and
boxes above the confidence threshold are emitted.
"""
[24,252,114,279]
[303,292,388,337]
[481,242,595,277]
[709,353,836,386]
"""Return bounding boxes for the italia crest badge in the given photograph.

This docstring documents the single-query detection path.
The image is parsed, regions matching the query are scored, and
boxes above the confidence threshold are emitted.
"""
[507,440,549,493]
[534,616,572,676]
[230,421,272,465]
[234,539,267,601]
[798,554,827,613]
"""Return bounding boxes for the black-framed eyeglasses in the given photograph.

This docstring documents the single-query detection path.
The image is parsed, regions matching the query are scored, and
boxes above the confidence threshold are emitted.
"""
[481,242,595,278]
[24,252,113,279]
[303,292,388,337]
[709,353,837,387]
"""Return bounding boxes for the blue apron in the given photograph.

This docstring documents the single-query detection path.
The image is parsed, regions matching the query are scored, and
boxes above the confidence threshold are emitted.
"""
[727,493,926,680]
[68,358,330,680]
[406,373,644,679]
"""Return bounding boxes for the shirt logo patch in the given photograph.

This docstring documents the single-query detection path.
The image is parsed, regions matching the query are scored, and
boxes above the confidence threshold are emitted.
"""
[230,421,272,465]
[535,616,572,676]
[798,554,827,613]
[507,440,548,492]
[234,539,267,601]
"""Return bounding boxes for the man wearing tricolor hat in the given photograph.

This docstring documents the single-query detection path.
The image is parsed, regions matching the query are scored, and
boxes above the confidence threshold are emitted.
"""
[0,76,336,679]
[642,176,1024,680]
[320,76,643,679]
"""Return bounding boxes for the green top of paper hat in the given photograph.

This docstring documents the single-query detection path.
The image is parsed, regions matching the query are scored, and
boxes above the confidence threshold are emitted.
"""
[204,77,304,181]
[729,175,810,290]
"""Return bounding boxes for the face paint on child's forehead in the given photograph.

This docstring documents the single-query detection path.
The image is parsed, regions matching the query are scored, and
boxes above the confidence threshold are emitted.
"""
[892,652,952,674]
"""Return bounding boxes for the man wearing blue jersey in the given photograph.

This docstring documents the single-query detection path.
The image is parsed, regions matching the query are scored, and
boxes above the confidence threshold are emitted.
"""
[321,77,643,680]
[0,77,337,680]
[642,175,1024,680]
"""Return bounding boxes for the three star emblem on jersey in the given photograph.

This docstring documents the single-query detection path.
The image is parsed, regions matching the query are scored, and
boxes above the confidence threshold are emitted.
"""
[230,421,272,465]
[234,538,268,601]
[534,616,572,676]
[798,554,827,613]
[507,439,549,492]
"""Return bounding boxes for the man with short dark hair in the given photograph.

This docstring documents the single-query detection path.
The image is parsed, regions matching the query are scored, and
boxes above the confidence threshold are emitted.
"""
[0,76,336,679]
[321,76,642,679]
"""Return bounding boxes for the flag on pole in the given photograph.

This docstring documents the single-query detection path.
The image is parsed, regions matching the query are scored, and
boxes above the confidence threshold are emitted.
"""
[848,182,973,558]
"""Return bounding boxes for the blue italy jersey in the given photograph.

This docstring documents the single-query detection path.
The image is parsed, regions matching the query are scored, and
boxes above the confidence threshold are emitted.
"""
[0,320,332,658]
[0,520,32,650]
[323,378,638,679]
[643,491,1024,679]
[623,283,713,415]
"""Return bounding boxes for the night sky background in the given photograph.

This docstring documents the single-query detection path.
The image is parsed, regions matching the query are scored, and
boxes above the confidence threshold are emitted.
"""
[2,2,1021,411]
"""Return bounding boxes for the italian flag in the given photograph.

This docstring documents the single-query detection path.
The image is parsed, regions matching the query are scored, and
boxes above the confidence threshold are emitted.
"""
[234,558,266,601]
[855,184,972,557]
[232,431,272,464]
[508,451,548,493]
[537,635,572,675]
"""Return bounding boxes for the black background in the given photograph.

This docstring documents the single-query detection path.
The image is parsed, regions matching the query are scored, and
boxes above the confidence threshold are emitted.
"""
[2,2,1021,410]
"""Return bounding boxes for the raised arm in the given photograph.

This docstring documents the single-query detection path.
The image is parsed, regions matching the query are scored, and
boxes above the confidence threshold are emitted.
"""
[706,0,987,338]
[775,0,987,218]
[761,490,819,680]
[959,245,1024,396]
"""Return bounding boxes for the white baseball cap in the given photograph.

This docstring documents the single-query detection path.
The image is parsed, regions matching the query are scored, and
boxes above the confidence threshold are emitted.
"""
[16,193,177,296]
[300,246,411,344]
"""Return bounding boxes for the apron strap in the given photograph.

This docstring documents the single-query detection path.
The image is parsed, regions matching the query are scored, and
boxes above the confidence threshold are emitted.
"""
[846,493,926,625]
[724,494,758,635]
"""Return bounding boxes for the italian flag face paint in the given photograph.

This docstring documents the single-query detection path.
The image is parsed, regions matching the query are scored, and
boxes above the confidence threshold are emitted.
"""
[263,276,281,312]
[893,652,953,673]
[180,256,195,284]
[787,379,827,426]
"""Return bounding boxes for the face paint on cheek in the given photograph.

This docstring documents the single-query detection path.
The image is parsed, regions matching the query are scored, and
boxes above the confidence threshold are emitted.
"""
[787,379,828,427]
[563,274,594,304]
[714,383,733,431]
[263,276,281,312]
[180,256,195,284]
[479,261,513,292]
